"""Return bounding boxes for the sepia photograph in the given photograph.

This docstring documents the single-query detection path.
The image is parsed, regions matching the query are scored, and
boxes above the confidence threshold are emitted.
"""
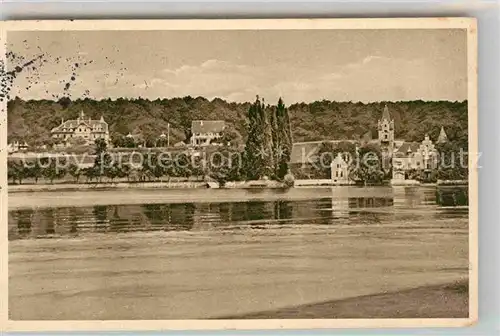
[1,18,477,330]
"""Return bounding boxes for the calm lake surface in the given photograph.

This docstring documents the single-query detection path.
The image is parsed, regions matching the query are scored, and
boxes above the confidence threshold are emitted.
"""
[8,186,468,240]
[8,186,469,320]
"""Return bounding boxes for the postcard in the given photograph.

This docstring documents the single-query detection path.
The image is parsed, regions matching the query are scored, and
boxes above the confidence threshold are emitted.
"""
[0,18,478,331]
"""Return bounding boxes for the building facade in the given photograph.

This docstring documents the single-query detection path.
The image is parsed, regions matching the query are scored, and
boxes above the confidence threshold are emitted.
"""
[391,134,440,183]
[7,141,29,154]
[290,104,448,184]
[51,111,109,146]
[330,153,351,184]
[190,120,225,146]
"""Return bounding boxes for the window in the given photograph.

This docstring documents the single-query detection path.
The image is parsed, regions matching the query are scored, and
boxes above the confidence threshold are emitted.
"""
[340,171,343,178]
[335,171,338,177]
[385,134,388,140]
[337,164,340,168]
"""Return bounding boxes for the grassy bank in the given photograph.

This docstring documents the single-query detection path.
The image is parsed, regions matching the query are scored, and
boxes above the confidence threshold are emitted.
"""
[218,279,469,319]
[8,181,209,193]
[8,179,289,193]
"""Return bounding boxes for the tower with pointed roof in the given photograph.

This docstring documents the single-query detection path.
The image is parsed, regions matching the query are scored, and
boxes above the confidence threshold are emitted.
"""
[437,126,448,144]
[378,104,395,156]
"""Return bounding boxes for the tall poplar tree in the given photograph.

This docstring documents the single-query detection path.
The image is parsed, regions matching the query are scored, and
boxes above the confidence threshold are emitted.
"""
[275,97,293,179]
[243,96,264,180]
[259,101,275,178]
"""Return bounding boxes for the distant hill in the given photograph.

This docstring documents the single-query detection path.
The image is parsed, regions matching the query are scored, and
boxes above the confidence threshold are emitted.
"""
[7,96,468,147]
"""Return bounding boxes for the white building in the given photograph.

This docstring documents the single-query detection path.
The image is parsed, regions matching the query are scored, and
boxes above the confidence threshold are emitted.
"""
[391,133,442,183]
[51,111,109,146]
[330,153,351,184]
[190,120,225,146]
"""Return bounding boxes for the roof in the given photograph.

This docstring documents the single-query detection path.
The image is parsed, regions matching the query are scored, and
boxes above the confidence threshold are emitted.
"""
[191,120,225,134]
[51,118,108,133]
[437,126,448,143]
[381,104,391,121]
[394,142,420,157]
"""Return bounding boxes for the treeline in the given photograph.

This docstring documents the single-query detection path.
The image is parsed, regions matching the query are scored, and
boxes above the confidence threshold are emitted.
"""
[291,141,388,185]
[243,96,293,181]
[290,140,468,183]
[8,139,243,186]
[7,96,468,147]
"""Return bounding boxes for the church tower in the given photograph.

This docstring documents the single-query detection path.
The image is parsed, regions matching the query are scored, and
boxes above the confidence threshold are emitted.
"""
[378,104,395,156]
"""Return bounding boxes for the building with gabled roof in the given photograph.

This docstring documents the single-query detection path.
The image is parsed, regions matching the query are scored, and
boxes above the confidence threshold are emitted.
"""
[51,110,109,146]
[289,104,448,184]
[190,120,225,146]
[391,134,440,183]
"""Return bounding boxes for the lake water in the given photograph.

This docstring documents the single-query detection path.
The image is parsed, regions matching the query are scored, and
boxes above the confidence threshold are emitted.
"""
[8,186,468,240]
[8,186,469,320]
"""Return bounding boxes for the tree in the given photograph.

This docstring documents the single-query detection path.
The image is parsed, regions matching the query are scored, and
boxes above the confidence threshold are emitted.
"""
[28,160,44,184]
[68,163,82,183]
[67,136,87,148]
[274,97,293,180]
[313,141,357,179]
[83,166,99,183]
[243,97,267,180]
[104,160,123,182]
[216,128,242,147]
[207,149,242,186]
[8,160,26,184]
[259,103,275,178]
[350,144,384,186]
[93,138,112,182]
[143,153,165,181]
[42,157,67,184]
[94,138,108,155]
[436,140,468,181]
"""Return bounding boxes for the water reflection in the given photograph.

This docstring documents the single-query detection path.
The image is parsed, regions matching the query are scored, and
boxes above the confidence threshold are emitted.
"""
[8,186,468,240]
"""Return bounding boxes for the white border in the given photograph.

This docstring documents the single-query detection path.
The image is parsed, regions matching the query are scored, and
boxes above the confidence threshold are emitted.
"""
[0,17,478,332]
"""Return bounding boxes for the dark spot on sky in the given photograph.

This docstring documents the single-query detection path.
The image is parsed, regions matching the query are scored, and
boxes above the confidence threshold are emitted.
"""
[71,76,75,81]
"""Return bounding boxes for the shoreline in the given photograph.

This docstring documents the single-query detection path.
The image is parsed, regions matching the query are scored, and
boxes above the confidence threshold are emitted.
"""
[7,179,468,193]
[217,279,469,319]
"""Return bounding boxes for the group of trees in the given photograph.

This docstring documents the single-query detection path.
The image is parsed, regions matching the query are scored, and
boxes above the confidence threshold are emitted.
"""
[7,95,469,186]
[435,140,469,181]
[8,157,67,185]
[7,138,245,186]
[292,141,386,185]
[243,96,293,181]
[111,134,170,149]
[7,96,468,151]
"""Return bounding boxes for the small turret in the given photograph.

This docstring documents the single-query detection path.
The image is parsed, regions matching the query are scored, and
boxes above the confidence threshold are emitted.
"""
[437,126,448,143]
[381,104,391,122]
[378,104,395,150]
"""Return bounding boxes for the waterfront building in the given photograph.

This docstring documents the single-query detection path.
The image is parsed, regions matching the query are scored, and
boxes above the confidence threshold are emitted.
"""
[50,111,109,146]
[290,104,447,184]
[190,120,225,146]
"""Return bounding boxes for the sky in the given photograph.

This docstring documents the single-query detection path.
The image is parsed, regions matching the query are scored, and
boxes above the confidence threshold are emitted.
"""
[7,29,468,103]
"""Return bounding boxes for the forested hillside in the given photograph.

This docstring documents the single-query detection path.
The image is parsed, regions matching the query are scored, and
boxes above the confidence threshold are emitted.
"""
[7,96,468,146]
